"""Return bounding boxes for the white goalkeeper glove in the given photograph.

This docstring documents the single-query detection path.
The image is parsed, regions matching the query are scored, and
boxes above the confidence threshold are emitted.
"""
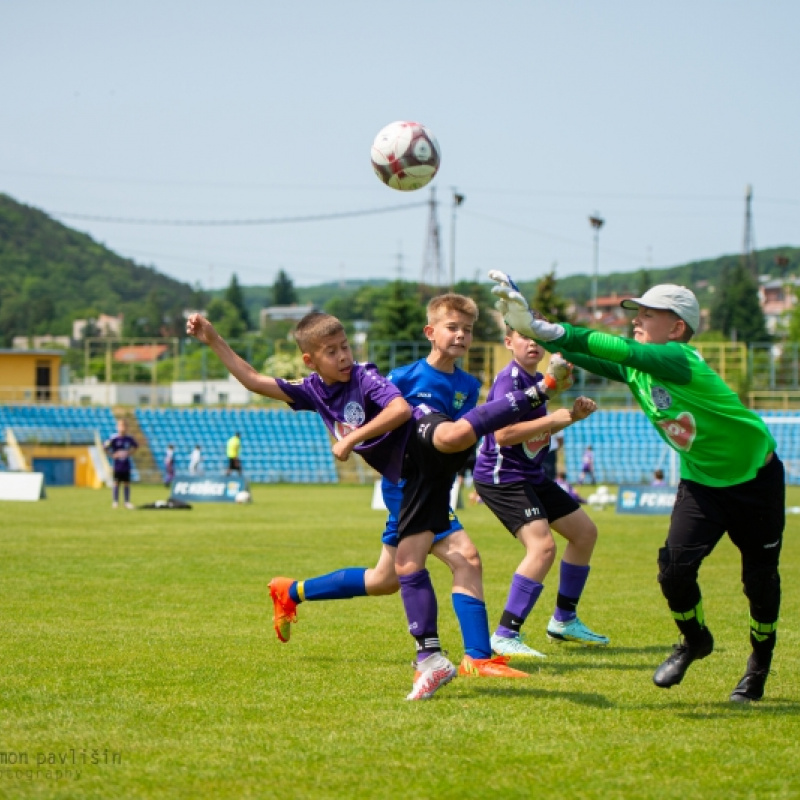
[542,353,574,396]
[488,270,565,342]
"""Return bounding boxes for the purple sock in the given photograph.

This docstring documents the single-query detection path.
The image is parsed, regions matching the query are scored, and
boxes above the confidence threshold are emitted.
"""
[496,573,544,638]
[113,485,119,503]
[124,484,130,503]
[398,569,439,662]
[462,390,530,440]
[553,561,590,622]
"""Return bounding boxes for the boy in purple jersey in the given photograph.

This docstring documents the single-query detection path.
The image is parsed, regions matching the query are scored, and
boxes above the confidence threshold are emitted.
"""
[474,329,608,655]
[104,418,138,509]
[268,294,547,681]
[186,308,555,700]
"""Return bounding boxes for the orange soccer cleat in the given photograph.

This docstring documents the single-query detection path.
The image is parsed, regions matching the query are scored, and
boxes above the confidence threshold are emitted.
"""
[268,577,298,643]
[458,654,530,678]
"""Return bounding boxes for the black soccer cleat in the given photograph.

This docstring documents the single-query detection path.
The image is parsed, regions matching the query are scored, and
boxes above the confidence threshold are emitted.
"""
[653,628,714,689]
[730,655,771,703]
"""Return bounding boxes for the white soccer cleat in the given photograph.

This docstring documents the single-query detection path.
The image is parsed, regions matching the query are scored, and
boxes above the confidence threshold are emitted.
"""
[406,652,457,701]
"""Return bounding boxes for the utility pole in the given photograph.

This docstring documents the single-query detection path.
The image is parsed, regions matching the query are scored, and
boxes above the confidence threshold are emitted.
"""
[589,213,605,319]
[742,184,757,279]
[449,189,465,291]
[421,186,443,286]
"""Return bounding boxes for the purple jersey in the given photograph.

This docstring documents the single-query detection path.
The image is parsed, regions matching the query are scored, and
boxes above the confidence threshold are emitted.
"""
[473,361,550,485]
[104,434,138,470]
[275,363,415,483]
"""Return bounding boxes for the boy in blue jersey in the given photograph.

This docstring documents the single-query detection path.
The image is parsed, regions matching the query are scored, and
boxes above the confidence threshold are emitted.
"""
[187,305,558,700]
[268,294,570,680]
[474,329,608,656]
[104,418,138,509]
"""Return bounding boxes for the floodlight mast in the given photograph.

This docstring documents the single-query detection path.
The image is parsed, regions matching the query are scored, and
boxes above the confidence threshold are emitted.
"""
[589,213,605,319]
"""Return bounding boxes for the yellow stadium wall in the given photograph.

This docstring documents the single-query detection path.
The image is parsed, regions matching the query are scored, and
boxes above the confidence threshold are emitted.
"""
[18,445,104,488]
[0,351,62,402]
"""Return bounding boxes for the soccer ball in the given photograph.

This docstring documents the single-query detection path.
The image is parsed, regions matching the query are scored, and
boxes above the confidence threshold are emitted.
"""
[370,121,441,191]
[235,490,252,504]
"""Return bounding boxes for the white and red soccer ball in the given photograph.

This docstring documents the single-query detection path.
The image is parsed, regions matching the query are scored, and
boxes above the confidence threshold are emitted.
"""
[370,121,441,192]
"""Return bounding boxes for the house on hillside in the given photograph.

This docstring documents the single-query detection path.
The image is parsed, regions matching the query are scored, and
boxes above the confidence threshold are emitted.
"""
[259,304,315,327]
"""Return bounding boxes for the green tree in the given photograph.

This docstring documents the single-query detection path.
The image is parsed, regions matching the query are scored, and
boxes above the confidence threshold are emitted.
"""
[225,273,251,330]
[531,271,571,324]
[272,269,298,306]
[709,262,768,343]
[368,281,427,371]
[207,298,247,340]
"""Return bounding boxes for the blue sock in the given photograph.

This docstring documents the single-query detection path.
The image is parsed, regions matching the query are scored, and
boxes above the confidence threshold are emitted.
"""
[289,568,368,603]
[452,592,491,659]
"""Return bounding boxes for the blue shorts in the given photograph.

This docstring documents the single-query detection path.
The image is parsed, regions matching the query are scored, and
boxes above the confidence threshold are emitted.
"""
[380,476,463,547]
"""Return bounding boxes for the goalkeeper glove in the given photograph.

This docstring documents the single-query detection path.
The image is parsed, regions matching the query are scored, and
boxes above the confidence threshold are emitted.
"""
[488,270,565,342]
[542,353,574,395]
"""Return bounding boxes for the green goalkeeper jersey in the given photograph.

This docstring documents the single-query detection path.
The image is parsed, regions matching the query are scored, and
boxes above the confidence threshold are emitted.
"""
[547,324,775,487]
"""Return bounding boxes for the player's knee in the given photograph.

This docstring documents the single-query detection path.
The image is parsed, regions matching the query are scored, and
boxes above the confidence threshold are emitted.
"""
[433,420,474,453]
[742,564,780,613]
[657,544,704,606]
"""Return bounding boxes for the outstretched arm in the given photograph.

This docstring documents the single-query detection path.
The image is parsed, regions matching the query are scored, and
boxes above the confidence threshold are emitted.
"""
[496,396,597,447]
[186,313,294,402]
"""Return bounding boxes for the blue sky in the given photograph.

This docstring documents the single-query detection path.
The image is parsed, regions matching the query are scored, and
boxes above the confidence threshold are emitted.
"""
[1,2,798,290]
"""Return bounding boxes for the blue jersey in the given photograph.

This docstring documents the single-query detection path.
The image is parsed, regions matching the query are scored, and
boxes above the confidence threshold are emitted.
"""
[473,360,550,485]
[381,359,480,546]
[386,359,480,420]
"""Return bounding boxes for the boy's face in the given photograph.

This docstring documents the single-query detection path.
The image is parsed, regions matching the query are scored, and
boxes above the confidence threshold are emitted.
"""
[117,420,127,435]
[425,310,474,360]
[303,331,354,384]
[631,306,686,344]
[505,330,544,371]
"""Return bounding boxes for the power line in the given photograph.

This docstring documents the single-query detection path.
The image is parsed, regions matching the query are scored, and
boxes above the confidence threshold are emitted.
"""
[48,201,428,227]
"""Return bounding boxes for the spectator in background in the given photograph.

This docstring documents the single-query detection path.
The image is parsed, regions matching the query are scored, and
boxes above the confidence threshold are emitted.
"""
[651,468,666,486]
[542,431,564,480]
[104,418,138,509]
[189,444,203,475]
[579,444,596,485]
[556,471,587,505]
[164,444,176,487]
[226,431,243,475]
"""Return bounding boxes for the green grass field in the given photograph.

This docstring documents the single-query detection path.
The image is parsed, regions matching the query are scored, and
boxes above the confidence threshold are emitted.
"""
[2,483,799,799]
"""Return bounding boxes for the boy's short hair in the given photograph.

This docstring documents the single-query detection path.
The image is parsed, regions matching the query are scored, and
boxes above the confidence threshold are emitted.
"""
[427,293,479,325]
[294,312,345,354]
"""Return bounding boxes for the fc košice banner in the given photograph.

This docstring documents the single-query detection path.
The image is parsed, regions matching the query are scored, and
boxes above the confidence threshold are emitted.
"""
[170,474,247,503]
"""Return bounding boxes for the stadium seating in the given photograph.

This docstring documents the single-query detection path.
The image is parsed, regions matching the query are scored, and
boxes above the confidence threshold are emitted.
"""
[0,404,138,480]
[135,407,339,484]
[2,404,799,485]
[562,409,800,486]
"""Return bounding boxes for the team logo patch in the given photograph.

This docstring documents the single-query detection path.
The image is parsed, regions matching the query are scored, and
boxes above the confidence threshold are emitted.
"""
[344,401,365,427]
[651,386,672,410]
[522,432,549,460]
[453,391,467,410]
[657,411,697,451]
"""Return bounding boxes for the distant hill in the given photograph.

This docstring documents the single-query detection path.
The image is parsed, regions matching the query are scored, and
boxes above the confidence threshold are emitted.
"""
[2,191,798,344]
[0,193,199,344]
[236,253,800,316]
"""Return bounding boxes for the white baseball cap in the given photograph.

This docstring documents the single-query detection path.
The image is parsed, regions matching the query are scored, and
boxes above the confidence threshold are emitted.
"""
[620,284,700,333]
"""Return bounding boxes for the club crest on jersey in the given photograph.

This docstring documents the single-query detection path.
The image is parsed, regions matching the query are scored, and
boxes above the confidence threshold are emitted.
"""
[651,386,672,410]
[453,392,467,410]
[344,401,365,427]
